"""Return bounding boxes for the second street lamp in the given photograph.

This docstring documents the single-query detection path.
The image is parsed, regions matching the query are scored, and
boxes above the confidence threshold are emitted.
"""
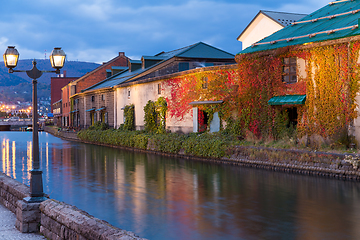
[3,46,66,203]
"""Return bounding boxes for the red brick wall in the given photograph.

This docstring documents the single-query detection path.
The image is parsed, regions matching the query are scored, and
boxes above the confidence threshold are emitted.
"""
[51,77,77,112]
[75,53,128,94]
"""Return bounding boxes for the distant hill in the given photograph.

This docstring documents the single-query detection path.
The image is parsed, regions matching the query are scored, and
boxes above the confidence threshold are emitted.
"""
[0,59,100,86]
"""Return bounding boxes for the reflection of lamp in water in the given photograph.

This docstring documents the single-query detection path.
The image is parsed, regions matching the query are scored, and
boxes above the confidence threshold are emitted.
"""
[3,46,66,203]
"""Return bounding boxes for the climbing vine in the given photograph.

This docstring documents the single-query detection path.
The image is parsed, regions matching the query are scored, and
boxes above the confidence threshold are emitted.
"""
[164,42,360,142]
[165,68,238,121]
[156,97,168,133]
[297,43,360,140]
[144,100,157,132]
[122,104,135,131]
[143,97,167,133]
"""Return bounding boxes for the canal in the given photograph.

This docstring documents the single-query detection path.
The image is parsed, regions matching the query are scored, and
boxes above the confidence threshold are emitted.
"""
[1,131,360,239]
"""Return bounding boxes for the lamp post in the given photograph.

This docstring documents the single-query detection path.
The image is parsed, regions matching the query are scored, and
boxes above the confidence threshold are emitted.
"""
[3,46,66,203]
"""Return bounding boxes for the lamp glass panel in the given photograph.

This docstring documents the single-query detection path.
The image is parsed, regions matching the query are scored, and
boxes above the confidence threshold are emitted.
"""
[6,54,18,67]
[51,55,65,68]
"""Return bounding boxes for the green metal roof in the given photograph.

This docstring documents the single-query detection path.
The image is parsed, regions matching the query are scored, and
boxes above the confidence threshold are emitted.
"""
[240,0,360,54]
[142,56,167,60]
[268,95,306,105]
[81,42,235,94]
[176,42,234,59]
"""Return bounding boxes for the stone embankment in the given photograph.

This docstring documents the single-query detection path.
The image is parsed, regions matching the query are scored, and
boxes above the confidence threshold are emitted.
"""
[44,126,79,141]
[40,199,144,240]
[0,172,146,239]
[228,146,360,181]
[44,126,360,181]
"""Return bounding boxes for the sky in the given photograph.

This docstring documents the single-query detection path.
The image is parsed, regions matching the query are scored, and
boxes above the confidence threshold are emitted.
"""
[0,0,330,64]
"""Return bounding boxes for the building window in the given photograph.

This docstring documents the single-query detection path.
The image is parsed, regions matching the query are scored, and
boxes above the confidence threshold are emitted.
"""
[179,62,189,72]
[128,89,131,98]
[91,96,95,102]
[202,77,208,89]
[282,57,297,83]
[158,84,161,95]
[102,94,105,101]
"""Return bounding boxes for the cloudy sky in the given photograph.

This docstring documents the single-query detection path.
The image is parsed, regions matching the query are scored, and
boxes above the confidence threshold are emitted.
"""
[0,0,330,63]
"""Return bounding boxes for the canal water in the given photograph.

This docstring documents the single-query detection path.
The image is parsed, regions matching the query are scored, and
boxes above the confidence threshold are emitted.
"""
[1,131,360,239]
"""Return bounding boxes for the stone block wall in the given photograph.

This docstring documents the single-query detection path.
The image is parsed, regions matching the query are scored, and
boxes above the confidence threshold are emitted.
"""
[0,172,146,239]
[0,172,29,213]
[40,199,146,240]
[16,200,42,233]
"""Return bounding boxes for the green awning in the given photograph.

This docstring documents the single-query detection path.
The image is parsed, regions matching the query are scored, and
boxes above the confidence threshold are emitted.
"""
[268,95,306,105]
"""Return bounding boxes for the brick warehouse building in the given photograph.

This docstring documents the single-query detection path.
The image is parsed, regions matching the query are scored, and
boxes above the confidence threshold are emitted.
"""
[58,52,129,128]
[70,52,129,95]
[50,71,78,113]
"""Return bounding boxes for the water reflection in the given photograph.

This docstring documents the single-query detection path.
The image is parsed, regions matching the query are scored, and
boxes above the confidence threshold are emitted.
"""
[1,131,360,239]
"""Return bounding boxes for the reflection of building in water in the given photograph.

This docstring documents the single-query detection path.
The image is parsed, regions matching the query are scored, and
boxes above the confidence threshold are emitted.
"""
[114,157,126,212]
[132,163,146,235]
[295,180,354,239]
[165,167,199,238]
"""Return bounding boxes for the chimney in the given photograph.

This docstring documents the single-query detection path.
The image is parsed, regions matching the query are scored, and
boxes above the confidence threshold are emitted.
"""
[63,70,66,77]
[119,52,125,57]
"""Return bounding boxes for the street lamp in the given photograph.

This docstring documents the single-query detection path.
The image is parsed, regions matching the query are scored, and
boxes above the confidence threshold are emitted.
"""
[3,46,66,203]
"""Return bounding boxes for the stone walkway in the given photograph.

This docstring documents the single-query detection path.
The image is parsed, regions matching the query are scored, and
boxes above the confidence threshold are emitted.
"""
[0,203,46,240]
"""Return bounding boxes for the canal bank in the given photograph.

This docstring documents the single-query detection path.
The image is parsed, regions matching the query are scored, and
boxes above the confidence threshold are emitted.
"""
[44,126,360,181]
[0,171,146,240]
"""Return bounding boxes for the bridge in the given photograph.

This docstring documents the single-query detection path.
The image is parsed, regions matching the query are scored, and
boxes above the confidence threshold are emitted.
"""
[0,118,33,131]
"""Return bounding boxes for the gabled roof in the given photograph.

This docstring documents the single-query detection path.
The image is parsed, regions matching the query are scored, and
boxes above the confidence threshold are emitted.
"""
[81,42,234,94]
[154,42,234,59]
[169,42,235,59]
[237,10,307,41]
[240,0,360,54]
[262,10,307,27]
[120,42,234,84]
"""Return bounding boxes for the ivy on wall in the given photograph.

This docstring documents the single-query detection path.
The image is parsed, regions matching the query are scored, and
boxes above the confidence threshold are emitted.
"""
[298,43,360,140]
[164,68,239,122]
[156,97,168,133]
[143,97,168,133]
[122,104,135,131]
[164,42,360,142]
[144,100,157,132]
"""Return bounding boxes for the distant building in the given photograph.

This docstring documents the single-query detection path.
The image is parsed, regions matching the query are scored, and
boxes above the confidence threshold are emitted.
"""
[50,71,77,113]
[57,52,129,128]
[53,99,62,127]
[237,10,307,49]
